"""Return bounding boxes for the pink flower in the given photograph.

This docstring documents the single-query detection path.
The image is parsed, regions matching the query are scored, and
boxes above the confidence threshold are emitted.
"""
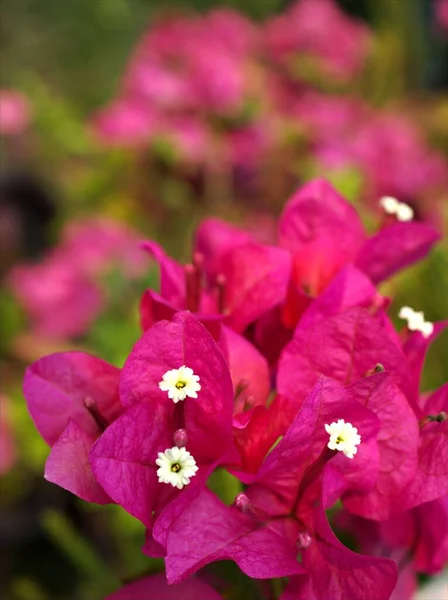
[141,230,291,334]
[277,179,439,328]
[8,217,147,340]
[61,218,147,278]
[23,352,122,503]
[0,90,32,136]
[8,256,103,340]
[264,0,371,80]
[105,572,222,600]
[90,312,237,528]
[92,97,158,146]
[435,0,448,32]
[150,377,397,600]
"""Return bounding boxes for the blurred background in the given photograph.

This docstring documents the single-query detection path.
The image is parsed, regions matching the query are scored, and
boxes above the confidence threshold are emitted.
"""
[0,1,447,599]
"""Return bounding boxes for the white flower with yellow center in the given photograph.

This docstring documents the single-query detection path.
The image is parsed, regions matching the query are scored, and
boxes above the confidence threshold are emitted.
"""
[379,196,414,222]
[398,306,434,338]
[325,419,361,459]
[158,365,201,403]
[155,446,198,489]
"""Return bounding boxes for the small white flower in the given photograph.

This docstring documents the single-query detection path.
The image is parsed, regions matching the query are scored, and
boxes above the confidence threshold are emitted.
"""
[158,365,201,403]
[398,306,433,338]
[398,305,414,320]
[420,321,434,338]
[379,196,400,215]
[325,419,361,459]
[395,202,414,222]
[379,196,413,222]
[156,446,198,489]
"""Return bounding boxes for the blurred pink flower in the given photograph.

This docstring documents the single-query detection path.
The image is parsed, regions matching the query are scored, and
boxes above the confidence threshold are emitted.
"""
[265,0,371,80]
[9,257,103,340]
[8,218,147,340]
[105,572,223,600]
[315,114,448,203]
[435,0,448,32]
[92,98,158,146]
[61,218,147,278]
[0,90,32,136]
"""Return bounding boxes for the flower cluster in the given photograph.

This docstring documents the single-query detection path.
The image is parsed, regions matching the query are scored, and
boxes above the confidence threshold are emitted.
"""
[8,218,147,340]
[91,1,447,221]
[22,179,447,599]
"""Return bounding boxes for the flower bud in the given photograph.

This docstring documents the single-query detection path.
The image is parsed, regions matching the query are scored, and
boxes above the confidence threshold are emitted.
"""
[83,396,108,431]
[234,493,253,514]
[297,532,312,549]
[173,428,188,448]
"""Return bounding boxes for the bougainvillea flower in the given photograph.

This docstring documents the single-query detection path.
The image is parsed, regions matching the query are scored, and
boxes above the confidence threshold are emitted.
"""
[142,234,291,334]
[280,504,397,600]
[264,0,371,80]
[90,312,236,527]
[23,352,122,503]
[436,0,448,32]
[354,221,441,285]
[232,394,291,478]
[278,179,439,317]
[341,376,419,520]
[297,265,388,331]
[8,257,103,340]
[0,89,32,136]
[277,306,414,408]
[401,320,448,404]
[61,218,148,279]
[389,384,448,511]
[277,309,430,518]
[140,290,270,411]
[9,217,147,340]
[380,495,448,575]
[105,572,223,600]
[151,377,397,599]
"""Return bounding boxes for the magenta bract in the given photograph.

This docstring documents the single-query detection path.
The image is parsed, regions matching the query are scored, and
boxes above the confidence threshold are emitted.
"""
[23,352,121,502]
[90,312,236,526]
[105,572,223,600]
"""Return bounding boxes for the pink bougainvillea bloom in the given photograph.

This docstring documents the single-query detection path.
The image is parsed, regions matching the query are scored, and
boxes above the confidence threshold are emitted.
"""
[280,505,397,600]
[401,320,448,403]
[61,217,147,279]
[316,115,448,207]
[390,383,448,511]
[23,352,122,503]
[278,179,439,327]
[152,377,397,599]
[9,217,147,340]
[105,572,222,600]
[92,97,159,146]
[90,312,237,527]
[436,0,448,31]
[143,232,291,334]
[140,291,270,411]
[277,306,415,408]
[0,90,32,136]
[279,305,448,517]
[264,0,372,80]
[232,394,291,477]
[380,495,448,576]
[204,8,259,56]
[8,257,103,340]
